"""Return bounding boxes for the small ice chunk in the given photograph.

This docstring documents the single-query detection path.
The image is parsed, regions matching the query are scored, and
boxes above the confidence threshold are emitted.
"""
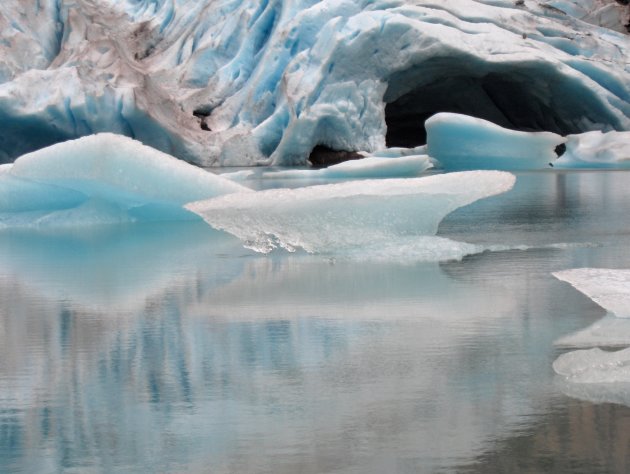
[258,155,432,180]
[553,268,630,318]
[553,347,630,383]
[554,131,630,168]
[425,113,566,170]
[368,146,428,158]
[0,133,250,227]
[186,170,515,254]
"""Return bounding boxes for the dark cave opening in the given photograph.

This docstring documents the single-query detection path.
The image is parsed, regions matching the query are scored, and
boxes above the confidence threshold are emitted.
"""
[383,66,607,148]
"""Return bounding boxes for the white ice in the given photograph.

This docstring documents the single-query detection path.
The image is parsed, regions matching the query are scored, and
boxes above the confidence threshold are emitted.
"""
[425,113,565,170]
[553,347,630,384]
[553,268,630,318]
[0,134,249,228]
[224,155,432,182]
[555,131,630,168]
[186,170,515,255]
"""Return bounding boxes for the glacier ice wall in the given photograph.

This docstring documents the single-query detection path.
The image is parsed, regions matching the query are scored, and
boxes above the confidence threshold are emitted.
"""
[0,0,629,165]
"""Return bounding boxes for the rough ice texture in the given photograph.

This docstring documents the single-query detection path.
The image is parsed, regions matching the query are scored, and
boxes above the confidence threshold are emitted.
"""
[555,131,630,168]
[0,0,629,166]
[553,268,630,318]
[0,134,249,228]
[186,170,515,254]
[545,1,630,33]
[426,113,566,170]
[553,347,630,384]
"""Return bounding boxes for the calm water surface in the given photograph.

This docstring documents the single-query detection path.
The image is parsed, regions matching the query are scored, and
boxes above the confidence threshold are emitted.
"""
[1,170,630,473]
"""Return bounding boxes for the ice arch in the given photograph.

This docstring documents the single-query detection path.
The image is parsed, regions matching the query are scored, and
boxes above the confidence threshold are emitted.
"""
[384,57,626,148]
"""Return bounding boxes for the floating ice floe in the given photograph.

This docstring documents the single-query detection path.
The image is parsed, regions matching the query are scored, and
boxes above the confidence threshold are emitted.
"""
[553,268,630,318]
[554,131,630,168]
[426,113,566,170]
[553,268,630,393]
[186,170,515,255]
[0,134,249,227]
[224,155,432,182]
[553,347,630,384]
[1,0,629,165]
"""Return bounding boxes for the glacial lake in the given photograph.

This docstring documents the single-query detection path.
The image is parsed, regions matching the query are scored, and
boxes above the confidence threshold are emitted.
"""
[1,170,630,473]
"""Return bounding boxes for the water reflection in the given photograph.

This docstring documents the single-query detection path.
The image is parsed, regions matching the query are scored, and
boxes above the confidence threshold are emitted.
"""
[1,171,630,472]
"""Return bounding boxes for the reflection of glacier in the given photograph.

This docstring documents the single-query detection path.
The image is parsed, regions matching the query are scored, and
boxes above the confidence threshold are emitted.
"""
[0,222,245,311]
[0,247,590,473]
[2,170,630,471]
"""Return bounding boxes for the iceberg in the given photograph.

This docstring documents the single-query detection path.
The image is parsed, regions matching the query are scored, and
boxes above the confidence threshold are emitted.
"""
[553,268,630,318]
[425,113,565,170]
[553,347,630,384]
[1,0,629,166]
[0,134,249,227]
[554,131,630,168]
[186,170,516,254]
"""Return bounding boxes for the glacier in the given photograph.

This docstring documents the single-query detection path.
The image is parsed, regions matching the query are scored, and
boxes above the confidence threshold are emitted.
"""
[0,0,629,166]
[0,134,249,227]
[186,170,515,254]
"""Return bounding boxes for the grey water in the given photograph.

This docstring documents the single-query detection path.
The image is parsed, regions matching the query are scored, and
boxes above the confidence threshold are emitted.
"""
[1,170,630,473]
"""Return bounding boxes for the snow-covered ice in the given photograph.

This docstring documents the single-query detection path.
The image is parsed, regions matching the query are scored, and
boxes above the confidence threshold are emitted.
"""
[555,131,630,168]
[0,134,249,227]
[0,0,629,166]
[553,268,630,318]
[426,113,565,170]
[186,170,515,254]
